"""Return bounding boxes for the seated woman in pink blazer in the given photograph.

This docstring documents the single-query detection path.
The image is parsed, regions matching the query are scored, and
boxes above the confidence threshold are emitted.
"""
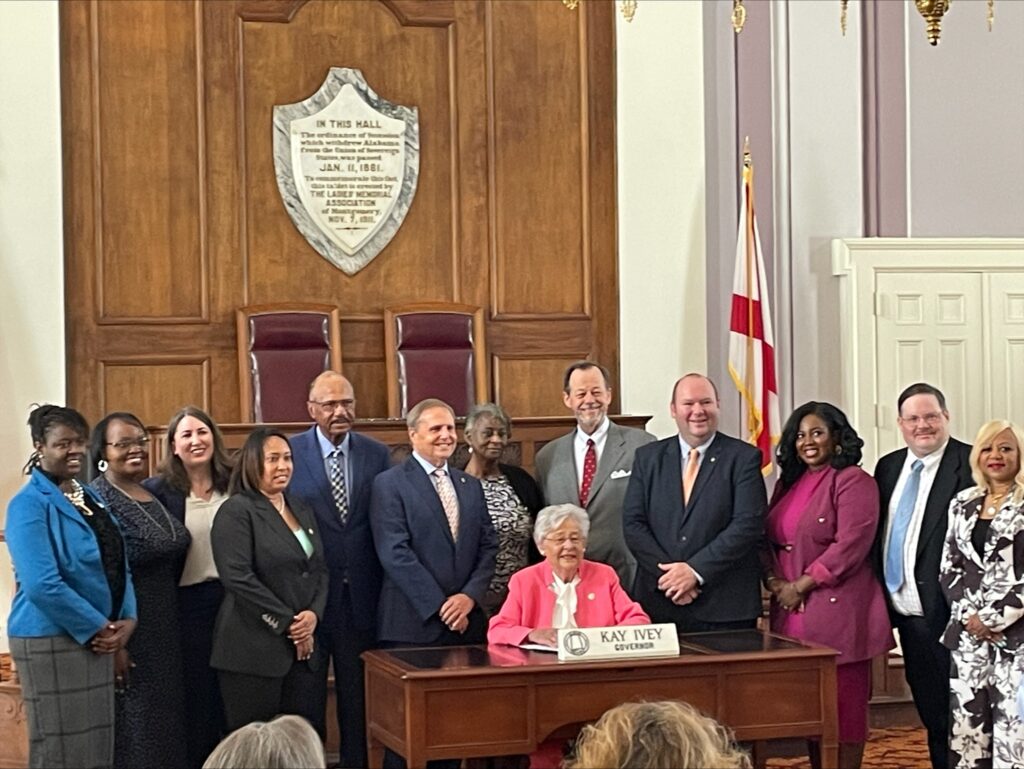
[762,402,893,769]
[489,503,649,647]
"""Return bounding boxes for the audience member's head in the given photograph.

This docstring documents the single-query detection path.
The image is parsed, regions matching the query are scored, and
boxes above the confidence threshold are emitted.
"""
[201,715,325,769]
[565,700,751,769]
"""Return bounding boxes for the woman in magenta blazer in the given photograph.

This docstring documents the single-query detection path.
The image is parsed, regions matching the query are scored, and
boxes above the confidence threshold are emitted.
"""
[762,402,893,769]
[489,503,649,647]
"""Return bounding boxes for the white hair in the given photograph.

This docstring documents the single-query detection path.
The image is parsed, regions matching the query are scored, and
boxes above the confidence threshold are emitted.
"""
[202,715,325,769]
[533,503,590,549]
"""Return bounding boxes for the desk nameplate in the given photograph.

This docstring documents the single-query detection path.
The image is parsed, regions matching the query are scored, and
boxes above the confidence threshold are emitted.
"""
[556,623,679,662]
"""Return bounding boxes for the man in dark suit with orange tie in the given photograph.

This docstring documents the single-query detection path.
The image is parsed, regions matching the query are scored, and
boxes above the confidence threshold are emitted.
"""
[873,382,972,769]
[624,374,767,631]
[289,371,391,769]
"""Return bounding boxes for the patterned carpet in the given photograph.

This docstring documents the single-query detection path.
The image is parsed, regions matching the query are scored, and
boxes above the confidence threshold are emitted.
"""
[764,727,930,769]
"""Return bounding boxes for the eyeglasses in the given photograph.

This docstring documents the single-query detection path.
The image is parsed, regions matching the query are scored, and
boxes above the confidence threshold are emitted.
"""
[545,534,585,546]
[901,413,944,427]
[106,437,150,450]
[309,399,355,412]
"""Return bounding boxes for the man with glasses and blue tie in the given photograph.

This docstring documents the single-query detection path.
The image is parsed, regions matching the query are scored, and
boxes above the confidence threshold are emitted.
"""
[873,383,972,769]
[289,371,391,769]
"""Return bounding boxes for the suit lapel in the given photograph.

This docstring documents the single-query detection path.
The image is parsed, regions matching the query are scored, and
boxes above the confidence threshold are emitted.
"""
[405,459,456,549]
[348,433,366,514]
[296,429,337,518]
[916,445,961,559]
[549,433,582,504]
[255,493,307,559]
[587,424,625,505]
[681,437,721,524]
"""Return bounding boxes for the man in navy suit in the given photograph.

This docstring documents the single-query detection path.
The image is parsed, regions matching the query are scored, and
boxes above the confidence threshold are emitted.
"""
[371,398,497,769]
[371,398,497,648]
[624,374,767,631]
[288,371,391,769]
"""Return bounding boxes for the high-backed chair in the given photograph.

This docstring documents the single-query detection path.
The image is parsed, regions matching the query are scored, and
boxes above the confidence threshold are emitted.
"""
[236,303,343,423]
[384,302,487,418]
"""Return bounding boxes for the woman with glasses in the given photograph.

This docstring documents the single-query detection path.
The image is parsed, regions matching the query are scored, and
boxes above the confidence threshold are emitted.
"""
[488,504,649,647]
[89,412,190,769]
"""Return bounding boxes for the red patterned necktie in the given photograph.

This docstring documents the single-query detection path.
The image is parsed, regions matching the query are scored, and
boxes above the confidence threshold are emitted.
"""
[579,439,597,507]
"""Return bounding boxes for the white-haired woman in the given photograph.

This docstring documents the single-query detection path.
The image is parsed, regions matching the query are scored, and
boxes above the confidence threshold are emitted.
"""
[488,504,649,647]
[201,714,325,769]
[939,420,1024,769]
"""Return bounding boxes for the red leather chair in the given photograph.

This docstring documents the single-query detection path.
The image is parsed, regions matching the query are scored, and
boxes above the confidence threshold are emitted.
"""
[384,302,487,417]
[236,303,343,423]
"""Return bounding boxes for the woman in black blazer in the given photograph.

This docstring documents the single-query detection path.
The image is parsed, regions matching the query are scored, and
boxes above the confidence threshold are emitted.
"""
[210,427,329,738]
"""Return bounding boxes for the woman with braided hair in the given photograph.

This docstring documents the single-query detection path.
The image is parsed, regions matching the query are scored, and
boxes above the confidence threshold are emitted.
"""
[5,404,137,768]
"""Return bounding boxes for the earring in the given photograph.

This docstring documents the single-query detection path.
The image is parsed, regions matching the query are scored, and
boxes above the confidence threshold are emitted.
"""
[97,459,109,472]
[834,445,843,455]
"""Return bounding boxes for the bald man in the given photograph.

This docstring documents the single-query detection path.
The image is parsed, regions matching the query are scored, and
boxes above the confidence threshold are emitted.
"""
[288,371,390,768]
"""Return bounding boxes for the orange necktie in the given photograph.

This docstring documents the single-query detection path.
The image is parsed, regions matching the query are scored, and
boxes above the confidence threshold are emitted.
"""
[682,448,699,505]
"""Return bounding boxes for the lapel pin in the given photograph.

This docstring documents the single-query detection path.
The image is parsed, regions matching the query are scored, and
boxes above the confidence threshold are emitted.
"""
[709,457,716,463]
[308,528,314,534]
[460,477,466,483]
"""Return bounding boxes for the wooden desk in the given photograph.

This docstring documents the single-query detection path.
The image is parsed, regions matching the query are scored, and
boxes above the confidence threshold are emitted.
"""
[363,630,838,769]
[146,415,652,476]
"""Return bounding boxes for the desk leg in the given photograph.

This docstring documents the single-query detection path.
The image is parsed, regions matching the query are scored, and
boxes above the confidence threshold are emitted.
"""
[367,734,384,769]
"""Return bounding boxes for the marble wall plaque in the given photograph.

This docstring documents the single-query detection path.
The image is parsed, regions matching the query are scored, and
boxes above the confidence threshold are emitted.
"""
[274,68,419,275]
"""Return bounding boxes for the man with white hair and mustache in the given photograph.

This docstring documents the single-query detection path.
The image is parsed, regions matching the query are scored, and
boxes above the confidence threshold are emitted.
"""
[289,371,390,769]
[873,382,973,769]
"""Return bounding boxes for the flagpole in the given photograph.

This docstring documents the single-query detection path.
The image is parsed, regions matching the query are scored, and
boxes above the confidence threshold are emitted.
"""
[743,139,756,439]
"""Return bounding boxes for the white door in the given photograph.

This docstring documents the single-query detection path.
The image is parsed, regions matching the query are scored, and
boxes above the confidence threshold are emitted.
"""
[985,272,1024,424]
[874,271,986,457]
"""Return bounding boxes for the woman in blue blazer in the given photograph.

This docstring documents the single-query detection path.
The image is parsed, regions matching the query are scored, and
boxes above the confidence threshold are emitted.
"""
[5,405,137,769]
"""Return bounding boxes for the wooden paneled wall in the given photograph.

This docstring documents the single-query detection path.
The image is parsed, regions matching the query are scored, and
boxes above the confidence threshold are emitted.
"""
[61,0,620,427]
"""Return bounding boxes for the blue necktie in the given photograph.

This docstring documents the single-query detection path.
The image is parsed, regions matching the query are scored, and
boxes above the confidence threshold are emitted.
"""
[885,459,924,593]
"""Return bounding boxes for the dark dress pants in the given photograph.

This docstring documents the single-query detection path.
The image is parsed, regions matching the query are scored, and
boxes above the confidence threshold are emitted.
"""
[321,586,376,769]
[381,609,489,769]
[179,580,226,769]
[218,654,328,742]
[894,614,951,769]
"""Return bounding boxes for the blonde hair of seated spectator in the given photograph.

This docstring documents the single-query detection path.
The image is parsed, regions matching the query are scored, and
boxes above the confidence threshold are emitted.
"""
[201,715,325,769]
[564,700,751,769]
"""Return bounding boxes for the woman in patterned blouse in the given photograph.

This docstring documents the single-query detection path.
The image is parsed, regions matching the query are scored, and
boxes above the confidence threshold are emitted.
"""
[463,403,544,615]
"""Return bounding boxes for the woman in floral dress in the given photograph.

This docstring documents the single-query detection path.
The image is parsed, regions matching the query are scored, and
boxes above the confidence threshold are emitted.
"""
[940,419,1024,769]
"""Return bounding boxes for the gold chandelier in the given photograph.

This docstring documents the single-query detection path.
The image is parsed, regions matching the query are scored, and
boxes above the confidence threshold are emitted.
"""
[561,1,997,42]
[732,0,995,46]
[562,0,637,24]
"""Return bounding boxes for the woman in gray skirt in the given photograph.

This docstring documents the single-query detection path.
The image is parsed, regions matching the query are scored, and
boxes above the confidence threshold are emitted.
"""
[5,405,137,768]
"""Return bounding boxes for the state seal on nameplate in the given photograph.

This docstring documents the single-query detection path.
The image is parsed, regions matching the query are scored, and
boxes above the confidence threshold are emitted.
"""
[273,68,419,275]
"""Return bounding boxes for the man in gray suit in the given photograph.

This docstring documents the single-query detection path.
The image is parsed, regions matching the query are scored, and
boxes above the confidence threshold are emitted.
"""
[534,361,655,588]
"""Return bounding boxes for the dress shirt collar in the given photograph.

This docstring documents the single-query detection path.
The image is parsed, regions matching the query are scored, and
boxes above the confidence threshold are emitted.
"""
[412,450,449,476]
[316,426,350,460]
[575,416,610,449]
[903,439,948,475]
[678,432,716,457]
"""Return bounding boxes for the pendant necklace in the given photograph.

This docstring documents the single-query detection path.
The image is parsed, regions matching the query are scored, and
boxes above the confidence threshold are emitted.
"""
[109,478,178,541]
[62,479,94,516]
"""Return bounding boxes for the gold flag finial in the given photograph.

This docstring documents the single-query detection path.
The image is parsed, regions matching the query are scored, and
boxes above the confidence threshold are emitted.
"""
[743,137,752,169]
[732,0,746,33]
